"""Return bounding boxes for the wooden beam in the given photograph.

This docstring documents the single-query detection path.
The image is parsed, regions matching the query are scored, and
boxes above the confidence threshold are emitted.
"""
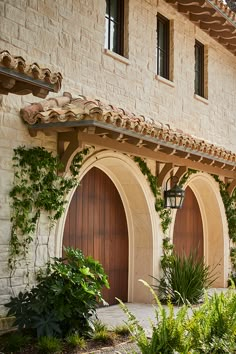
[77,131,236,179]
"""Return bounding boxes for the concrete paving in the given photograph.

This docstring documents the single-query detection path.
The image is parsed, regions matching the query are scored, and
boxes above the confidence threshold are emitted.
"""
[97,303,157,332]
[96,288,229,334]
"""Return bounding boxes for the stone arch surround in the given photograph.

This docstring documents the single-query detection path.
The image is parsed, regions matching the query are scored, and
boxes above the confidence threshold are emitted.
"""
[56,150,162,303]
[170,172,229,287]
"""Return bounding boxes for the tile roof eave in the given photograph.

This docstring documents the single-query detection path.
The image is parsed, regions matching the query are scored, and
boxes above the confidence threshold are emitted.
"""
[0,50,62,98]
[20,93,236,171]
[27,118,236,170]
[165,0,236,56]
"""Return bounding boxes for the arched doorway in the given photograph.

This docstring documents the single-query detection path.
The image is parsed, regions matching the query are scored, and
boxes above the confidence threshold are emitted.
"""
[56,150,161,303]
[173,186,203,259]
[63,167,128,305]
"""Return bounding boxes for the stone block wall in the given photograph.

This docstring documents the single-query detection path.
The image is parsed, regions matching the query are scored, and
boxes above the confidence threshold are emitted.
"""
[0,0,235,150]
[0,0,235,314]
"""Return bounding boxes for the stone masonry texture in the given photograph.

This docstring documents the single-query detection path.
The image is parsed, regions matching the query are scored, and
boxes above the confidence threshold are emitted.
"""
[0,0,235,315]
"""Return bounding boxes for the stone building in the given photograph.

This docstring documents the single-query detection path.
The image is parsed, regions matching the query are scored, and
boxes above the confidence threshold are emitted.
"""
[0,0,236,320]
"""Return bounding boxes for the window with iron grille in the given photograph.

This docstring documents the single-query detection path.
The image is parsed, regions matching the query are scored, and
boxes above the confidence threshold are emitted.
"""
[195,40,204,97]
[157,14,170,79]
[105,0,124,56]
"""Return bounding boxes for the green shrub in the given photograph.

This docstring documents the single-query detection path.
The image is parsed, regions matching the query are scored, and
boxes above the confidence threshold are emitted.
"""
[5,247,109,337]
[0,332,31,353]
[65,333,86,349]
[117,280,190,354]
[188,290,236,353]
[37,336,62,353]
[154,251,215,304]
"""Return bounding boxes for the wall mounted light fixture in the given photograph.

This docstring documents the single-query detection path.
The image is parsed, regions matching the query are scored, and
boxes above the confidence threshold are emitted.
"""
[164,176,185,209]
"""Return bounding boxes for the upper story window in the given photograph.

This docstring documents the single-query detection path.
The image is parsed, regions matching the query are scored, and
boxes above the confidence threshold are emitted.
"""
[157,14,170,80]
[105,0,124,56]
[195,40,204,97]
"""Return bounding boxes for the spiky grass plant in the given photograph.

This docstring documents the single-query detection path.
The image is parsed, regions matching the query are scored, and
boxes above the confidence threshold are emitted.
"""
[92,330,115,345]
[114,324,130,336]
[154,251,215,305]
[92,319,109,332]
[65,333,86,349]
[37,336,62,353]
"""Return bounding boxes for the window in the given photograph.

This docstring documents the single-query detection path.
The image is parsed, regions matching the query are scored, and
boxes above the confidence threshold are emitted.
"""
[195,40,204,97]
[157,14,169,79]
[105,0,124,56]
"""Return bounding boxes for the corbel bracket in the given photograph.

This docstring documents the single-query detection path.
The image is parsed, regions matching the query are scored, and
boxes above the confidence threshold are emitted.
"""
[157,162,174,186]
[57,130,81,172]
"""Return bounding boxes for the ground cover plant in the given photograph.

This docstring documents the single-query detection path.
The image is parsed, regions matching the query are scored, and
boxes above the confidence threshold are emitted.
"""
[0,325,132,353]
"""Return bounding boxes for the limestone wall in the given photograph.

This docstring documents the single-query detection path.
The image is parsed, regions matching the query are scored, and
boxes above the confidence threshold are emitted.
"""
[0,0,235,151]
[0,0,235,313]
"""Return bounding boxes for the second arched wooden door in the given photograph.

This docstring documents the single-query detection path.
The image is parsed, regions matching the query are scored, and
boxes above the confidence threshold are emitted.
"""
[63,167,129,305]
[173,186,203,259]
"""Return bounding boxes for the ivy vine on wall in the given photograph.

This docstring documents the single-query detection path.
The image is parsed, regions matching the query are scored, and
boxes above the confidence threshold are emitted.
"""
[133,157,172,234]
[9,146,91,276]
[133,157,174,271]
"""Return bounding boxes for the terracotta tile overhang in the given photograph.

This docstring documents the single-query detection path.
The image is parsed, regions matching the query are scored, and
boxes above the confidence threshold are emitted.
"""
[0,50,62,98]
[20,92,236,181]
[165,0,236,56]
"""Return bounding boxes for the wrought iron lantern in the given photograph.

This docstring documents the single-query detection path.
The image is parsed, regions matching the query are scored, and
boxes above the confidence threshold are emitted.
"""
[164,176,185,209]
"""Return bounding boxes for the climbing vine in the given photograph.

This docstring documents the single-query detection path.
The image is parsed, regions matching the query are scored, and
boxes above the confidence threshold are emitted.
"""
[133,157,172,234]
[179,169,197,186]
[133,157,175,274]
[9,146,91,274]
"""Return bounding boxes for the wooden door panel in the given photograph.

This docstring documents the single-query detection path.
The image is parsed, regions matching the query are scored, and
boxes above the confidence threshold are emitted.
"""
[63,167,128,305]
[173,186,203,259]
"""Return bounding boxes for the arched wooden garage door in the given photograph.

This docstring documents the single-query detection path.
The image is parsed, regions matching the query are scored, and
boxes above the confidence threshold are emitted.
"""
[63,167,128,305]
[173,186,203,259]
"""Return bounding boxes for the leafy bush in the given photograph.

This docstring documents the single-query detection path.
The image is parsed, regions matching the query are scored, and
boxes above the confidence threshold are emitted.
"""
[117,280,190,354]
[188,290,236,353]
[154,251,215,304]
[37,336,62,353]
[5,247,109,337]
